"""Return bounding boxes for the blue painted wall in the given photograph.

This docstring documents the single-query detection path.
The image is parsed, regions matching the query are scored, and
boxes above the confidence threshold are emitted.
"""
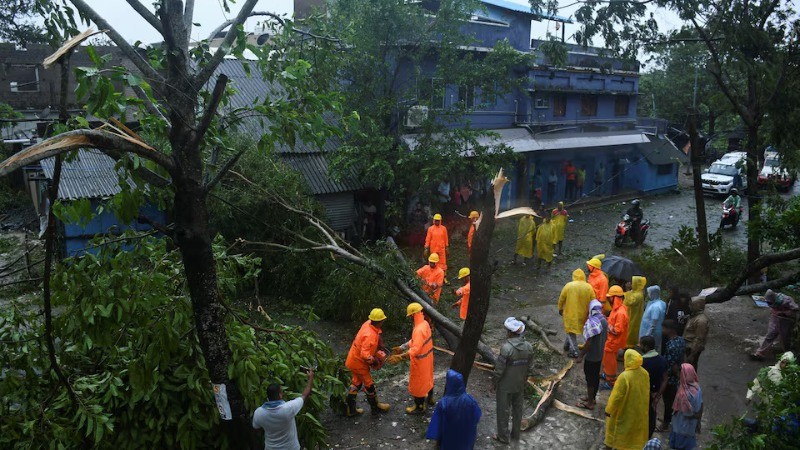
[63,200,167,257]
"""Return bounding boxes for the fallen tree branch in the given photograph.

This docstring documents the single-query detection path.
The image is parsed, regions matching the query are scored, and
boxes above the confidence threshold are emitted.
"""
[520,315,564,355]
[0,277,43,289]
[728,271,800,297]
[433,345,495,372]
[706,247,800,303]
[553,399,603,422]
[522,360,573,431]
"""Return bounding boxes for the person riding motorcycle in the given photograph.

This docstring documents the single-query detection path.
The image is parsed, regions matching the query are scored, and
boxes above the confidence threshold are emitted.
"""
[723,188,741,209]
[625,199,644,242]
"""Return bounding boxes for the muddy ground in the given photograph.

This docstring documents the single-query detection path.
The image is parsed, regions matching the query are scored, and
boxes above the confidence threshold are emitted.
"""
[320,173,794,449]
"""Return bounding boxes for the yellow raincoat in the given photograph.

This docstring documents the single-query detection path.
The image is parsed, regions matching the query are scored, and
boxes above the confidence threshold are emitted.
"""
[604,349,650,450]
[557,269,596,335]
[515,216,536,259]
[624,276,647,348]
[535,220,554,263]
[551,206,568,244]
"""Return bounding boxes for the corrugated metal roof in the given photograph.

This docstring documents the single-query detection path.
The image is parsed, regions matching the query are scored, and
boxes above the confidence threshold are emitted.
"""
[281,153,362,195]
[212,59,362,194]
[402,128,652,154]
[637,136,689,165]
[481,0,573,22]
[40,149,132,200]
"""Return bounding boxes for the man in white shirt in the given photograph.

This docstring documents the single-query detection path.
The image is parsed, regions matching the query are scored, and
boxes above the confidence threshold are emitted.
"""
[252,370,314,450]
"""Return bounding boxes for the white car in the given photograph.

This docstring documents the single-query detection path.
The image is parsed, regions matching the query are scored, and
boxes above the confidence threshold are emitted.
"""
[702,161,747,195]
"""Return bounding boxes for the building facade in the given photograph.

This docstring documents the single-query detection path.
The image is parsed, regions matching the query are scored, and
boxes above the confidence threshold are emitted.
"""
[402,0,686,209]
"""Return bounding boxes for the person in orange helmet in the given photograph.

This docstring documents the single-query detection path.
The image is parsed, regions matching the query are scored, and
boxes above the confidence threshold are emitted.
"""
[451,268,471,320]
[601,286,629,389]
[389,303,435,414]
[587,257,610,314]
[417,253,445,303]
[425,214,450,274]
[467,211,479,256]
[344,308,391,416]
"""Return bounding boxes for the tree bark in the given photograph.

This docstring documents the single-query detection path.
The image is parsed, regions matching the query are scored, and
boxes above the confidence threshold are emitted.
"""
[689,109,712,281]
[450,183,497,384]
[745,121,762,271]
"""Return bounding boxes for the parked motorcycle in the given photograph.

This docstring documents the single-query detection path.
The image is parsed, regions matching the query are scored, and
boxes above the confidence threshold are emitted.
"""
[719,204,743,229]
[614,214,650,247]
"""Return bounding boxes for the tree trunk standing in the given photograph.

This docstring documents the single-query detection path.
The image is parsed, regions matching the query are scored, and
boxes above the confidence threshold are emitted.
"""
[450,186,496,384]
[745,123,762,271]
[688,109,712,281]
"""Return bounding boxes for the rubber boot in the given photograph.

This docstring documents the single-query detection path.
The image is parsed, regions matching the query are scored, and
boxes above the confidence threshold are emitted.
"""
[426,390,436,407]
[366,386,389,415]
[345,393,364,417]
[405,397,426,415]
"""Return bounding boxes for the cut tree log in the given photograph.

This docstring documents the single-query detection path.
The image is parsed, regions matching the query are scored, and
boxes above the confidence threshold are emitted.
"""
[433,346,495,372]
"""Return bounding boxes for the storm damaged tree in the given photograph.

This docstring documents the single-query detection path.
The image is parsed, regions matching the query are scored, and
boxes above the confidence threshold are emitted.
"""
[0,0,347,446]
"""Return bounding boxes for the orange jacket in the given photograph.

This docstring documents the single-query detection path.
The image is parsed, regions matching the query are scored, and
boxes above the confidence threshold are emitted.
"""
[587,268,610,313]
[455,282,471,320]
[345,320,382,372]
[605,298,629,352]
[416,264,445,301]
[407,313,434,397]
[425,224,449,267]
[467,224,476,252]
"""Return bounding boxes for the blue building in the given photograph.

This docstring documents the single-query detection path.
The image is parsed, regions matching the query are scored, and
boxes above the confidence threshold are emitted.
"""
[26,149,166,257]
[402,0,687,209]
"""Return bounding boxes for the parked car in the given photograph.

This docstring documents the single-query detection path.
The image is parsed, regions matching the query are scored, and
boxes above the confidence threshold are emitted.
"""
[758,151,795,191]
[702,158,747,196]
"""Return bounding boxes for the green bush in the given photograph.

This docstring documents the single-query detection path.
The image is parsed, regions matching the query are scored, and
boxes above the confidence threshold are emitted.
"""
[709,362,800,449]
[0,235,347,449]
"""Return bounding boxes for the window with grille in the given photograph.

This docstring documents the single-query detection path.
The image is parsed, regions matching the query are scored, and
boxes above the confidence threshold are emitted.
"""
[580,94,598,116]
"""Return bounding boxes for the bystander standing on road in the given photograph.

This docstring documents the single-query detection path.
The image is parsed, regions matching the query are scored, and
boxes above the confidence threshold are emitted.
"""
[659,319,685,432]
[252,370,315,450]
[576,300,608,411]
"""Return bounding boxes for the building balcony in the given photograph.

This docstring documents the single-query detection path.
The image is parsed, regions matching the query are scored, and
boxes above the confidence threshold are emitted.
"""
[530,39,640,74]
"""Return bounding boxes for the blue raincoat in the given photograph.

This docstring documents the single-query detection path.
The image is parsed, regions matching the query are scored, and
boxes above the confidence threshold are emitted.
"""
[426,369,482,449]
[640,285,667,351]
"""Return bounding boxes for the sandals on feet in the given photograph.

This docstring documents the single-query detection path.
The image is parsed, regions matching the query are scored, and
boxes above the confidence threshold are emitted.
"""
[492,435,510,445]
[576,401,595,411]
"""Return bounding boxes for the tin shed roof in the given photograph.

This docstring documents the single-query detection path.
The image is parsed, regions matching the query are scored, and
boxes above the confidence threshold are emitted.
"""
[41,149,132,200]
[637,136,689,165]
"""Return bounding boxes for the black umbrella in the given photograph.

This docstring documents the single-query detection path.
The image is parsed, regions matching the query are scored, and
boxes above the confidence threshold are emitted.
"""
[601,255,644,282]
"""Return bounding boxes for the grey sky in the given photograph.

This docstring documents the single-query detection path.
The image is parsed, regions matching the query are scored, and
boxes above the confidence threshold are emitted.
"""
[83,0,294,44]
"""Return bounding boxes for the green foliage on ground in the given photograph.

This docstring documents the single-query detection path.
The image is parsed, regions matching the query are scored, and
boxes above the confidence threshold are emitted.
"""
[632,225,746,290]
[709,361,800,449]
[0,235,347,449]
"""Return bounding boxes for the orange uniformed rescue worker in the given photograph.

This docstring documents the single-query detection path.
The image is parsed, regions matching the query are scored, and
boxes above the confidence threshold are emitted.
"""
[425,214,450,274]
[587,257,610,314]
[452,268,471,320]
[344,308,390,416]
[417,253,445,303]
[389,303,435,414]
[467,211,479,255]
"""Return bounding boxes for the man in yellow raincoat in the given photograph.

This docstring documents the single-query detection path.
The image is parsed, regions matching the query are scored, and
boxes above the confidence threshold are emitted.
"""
[624,276,648,348]
[551,202,569,255]
[535,216,554,269]
[604,349,650,450]
[512,214,536,265]
[558,269,595,358]
[388,303,435,414]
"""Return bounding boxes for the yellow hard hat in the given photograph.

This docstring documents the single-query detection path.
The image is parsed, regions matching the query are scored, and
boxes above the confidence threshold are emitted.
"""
[458,267,471,279]
[469,211,479,219]
[587,258,602,270]
[368,308,387,321]
[607,285,624,298]
[407,302,424,316]
[428,253,440,263]
[433,213,442,221]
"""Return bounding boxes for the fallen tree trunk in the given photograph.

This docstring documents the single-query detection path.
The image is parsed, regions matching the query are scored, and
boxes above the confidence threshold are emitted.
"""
[706,247,800,303]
